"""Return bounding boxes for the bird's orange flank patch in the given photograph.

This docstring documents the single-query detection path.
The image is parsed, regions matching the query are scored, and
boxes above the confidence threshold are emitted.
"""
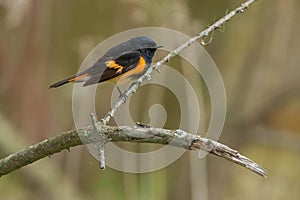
[120,56,146,80]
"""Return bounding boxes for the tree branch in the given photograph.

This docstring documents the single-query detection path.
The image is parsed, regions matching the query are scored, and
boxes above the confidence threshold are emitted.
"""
[0,125,267,177]
[0,0,265,178]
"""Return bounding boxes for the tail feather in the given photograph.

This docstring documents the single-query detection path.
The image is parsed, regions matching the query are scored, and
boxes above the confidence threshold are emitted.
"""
[49,73,90,88]
[49,75,76,88]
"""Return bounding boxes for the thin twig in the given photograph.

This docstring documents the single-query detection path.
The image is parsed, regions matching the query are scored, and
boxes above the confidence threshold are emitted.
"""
[101,0,257,125]
[91,113,106,169]
[0,125,267,177]
[98,0,257,170]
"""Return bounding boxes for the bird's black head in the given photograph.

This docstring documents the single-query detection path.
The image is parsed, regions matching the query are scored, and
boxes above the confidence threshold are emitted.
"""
[129,36,162,64]
[138,48,158,64]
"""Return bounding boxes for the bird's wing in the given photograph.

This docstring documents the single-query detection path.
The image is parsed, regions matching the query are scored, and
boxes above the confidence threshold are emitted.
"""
[83,51,141,86]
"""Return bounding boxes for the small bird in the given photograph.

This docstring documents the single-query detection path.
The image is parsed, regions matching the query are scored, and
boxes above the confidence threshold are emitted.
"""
[49,36,162,88]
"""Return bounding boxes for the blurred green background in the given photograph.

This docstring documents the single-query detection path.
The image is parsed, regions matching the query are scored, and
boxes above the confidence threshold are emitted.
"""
[1,0,300,199]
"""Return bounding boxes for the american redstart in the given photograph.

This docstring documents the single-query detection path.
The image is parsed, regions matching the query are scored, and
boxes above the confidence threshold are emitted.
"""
[50,36,162,88]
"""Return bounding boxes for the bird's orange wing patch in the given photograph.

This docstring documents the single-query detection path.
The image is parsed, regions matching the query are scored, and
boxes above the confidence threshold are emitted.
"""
[105,61,123,73]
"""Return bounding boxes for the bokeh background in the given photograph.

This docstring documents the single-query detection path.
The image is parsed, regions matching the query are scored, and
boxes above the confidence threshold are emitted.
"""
[0,0,299,200]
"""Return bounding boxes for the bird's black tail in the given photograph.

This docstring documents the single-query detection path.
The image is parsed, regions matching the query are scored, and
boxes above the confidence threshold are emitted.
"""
[49,75,76,88]
[49,73,90,88]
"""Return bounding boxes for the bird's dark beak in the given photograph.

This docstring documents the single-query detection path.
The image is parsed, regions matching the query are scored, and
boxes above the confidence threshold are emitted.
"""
[154,45,163,49]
